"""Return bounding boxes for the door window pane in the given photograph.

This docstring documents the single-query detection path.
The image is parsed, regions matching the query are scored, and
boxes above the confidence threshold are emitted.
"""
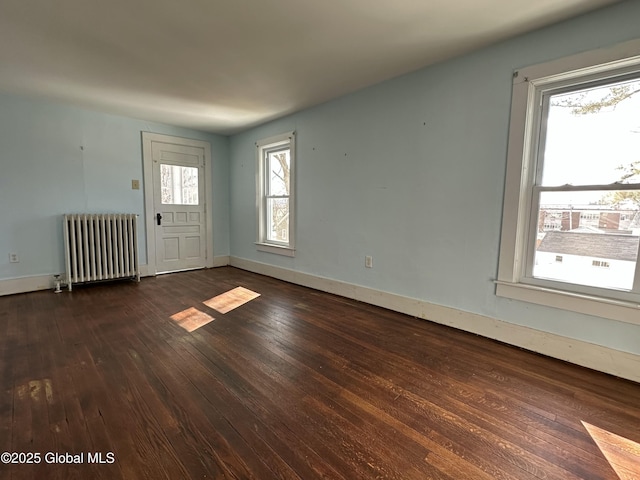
[161,164,199,205]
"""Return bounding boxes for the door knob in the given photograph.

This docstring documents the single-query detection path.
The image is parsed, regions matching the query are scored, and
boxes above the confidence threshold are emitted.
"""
[156,213,162,225]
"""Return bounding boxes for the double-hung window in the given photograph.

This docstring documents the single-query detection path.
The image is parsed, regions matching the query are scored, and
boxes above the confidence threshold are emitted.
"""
[256,132,295,256]
[497,39,640,325]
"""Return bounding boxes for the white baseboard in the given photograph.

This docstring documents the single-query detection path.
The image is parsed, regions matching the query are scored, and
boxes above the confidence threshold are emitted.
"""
[229,256,640,384]
[0,274,55,296]
[213,255,230,267]
[1,264,154,295]
[139,264,151,278]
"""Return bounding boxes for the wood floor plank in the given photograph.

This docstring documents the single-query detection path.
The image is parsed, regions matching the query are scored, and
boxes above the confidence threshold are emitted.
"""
[233,299,581,478]
[209,311,491,479]
[0,266,638,479]
[168,332,356,479]
[55,294,125,480]
[129,330,291,479]
[0,295,15,469]
[235,312,541,480]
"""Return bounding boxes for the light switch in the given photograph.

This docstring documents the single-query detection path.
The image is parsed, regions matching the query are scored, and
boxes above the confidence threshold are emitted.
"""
[132,179,140,190]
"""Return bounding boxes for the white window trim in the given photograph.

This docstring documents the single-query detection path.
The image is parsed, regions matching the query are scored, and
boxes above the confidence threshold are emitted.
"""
[255,131,296,256]
[496,38,640,326]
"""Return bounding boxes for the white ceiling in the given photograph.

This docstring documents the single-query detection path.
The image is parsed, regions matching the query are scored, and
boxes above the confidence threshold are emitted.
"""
[0,0,620,135]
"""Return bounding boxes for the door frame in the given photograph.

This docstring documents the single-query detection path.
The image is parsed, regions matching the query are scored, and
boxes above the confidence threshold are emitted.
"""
[142,132,214,276]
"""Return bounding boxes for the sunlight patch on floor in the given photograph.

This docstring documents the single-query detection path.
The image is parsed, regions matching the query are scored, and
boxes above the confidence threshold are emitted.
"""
[582,421,640,480]
[203,286,260,314]
[14,379,53,404]
[170,307,215,332]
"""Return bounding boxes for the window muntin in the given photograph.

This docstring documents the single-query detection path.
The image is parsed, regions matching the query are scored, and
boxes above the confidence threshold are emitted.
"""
[256,132,295,254]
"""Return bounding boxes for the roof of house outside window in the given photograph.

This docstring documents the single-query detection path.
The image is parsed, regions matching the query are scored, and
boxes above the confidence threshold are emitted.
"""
[538,231,639,261]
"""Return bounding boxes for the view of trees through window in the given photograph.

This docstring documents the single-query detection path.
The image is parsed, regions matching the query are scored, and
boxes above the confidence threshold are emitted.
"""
[533,77,640,290]
[160,164,199,205]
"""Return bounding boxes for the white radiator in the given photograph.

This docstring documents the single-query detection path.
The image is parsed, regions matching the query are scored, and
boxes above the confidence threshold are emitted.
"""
[63,214,140,291]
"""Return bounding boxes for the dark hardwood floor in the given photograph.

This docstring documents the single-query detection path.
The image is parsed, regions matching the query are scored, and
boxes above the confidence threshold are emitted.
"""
[1,266,639,479]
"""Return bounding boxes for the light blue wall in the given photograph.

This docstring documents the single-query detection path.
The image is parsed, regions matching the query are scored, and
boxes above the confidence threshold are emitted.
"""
[0,93,230,281]
[229,1,640,355]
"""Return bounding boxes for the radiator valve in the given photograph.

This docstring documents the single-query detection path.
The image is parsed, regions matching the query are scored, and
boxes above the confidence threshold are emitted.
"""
[53,274,62,294]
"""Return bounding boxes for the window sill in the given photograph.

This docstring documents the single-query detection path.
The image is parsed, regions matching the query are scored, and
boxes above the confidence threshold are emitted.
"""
[495,280,640,326]
[255,242,296,257]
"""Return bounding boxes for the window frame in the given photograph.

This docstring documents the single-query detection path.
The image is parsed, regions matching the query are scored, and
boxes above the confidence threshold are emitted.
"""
[255,131,296,257]
[496,39,640,326]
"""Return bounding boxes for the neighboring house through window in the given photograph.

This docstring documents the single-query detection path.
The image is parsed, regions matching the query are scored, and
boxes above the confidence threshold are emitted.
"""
[256,132,296,256]
[496,39,640,325]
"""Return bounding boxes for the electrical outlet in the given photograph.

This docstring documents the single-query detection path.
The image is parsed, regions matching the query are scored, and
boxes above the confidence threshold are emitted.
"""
[9,253,19,263]
[365,255,373,268]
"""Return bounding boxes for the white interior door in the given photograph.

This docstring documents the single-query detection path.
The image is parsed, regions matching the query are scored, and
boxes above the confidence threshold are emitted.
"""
[146,137,209,274]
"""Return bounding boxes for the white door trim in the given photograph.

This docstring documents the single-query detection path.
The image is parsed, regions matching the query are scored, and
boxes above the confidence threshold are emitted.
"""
[142,132,214,275]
